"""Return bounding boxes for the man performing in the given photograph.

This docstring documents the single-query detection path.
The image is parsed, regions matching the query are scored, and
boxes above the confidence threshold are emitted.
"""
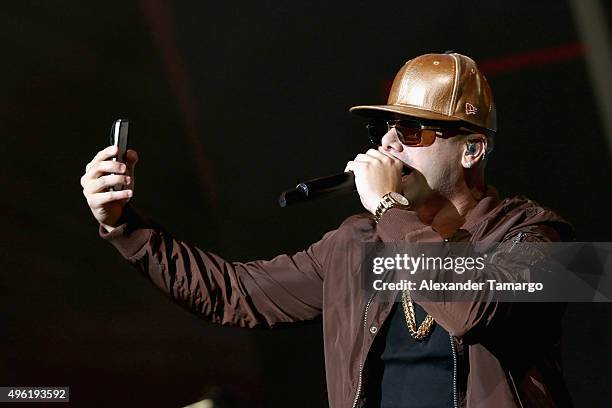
[80,52,573,407]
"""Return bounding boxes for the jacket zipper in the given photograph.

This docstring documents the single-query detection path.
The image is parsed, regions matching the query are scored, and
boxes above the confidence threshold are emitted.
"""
[352,293,375,408]
[353,302,459,408]
[449,334,459,408]
[509,232,526,408]
[446,231,527,408]
[508,371,525,408]
[444,236,458,408]
[509,231,526,251]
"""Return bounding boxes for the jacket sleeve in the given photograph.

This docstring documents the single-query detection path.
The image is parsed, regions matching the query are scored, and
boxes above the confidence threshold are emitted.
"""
[99,205,331,328]
[420,226,564,344]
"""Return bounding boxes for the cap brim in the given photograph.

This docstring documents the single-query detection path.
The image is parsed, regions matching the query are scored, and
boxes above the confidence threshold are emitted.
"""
[349,104,459,122]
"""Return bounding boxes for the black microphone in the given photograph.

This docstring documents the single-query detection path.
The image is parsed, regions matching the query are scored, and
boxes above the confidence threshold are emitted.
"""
[279,172,355,207]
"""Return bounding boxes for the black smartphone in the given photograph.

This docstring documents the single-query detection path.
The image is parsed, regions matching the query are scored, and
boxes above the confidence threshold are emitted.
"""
[109,119,129,191]
[110,119,129,162]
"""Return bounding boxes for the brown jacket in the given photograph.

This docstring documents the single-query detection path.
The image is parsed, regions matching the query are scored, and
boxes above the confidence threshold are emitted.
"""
[101,188,573,407]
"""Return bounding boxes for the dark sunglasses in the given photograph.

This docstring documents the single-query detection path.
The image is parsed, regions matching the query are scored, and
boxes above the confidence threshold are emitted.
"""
[366,119,479,147]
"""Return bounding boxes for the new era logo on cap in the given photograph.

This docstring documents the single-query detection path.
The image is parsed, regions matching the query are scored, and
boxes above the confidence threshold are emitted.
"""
[465,102,478,115]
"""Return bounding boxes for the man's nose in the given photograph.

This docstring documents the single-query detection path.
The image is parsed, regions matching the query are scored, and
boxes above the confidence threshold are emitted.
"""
[380,128,404,153]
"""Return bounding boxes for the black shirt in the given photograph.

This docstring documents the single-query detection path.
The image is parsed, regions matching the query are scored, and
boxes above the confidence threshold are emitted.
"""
[365,300,455,408]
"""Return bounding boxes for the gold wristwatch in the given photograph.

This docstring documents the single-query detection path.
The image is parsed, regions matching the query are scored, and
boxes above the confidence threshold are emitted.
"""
[373,192,410,223]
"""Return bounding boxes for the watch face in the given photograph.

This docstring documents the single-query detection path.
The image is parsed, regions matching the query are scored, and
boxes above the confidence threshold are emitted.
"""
[390,192,410,206]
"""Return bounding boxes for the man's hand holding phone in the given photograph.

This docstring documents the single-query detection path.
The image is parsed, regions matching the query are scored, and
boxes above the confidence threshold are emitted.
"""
[80,145,138,233]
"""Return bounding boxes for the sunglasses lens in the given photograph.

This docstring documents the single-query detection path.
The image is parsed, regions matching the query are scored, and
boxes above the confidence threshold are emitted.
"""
[393,121,423,145]
[367,120,429,146]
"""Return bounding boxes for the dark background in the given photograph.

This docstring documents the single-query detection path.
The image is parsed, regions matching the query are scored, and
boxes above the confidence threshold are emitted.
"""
[1,1,611,407]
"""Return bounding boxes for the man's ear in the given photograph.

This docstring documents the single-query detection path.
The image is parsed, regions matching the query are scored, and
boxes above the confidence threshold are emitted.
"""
[461,134,488,169]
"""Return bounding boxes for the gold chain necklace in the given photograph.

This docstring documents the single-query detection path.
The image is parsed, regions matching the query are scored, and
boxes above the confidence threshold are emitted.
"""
[401,290,435,340]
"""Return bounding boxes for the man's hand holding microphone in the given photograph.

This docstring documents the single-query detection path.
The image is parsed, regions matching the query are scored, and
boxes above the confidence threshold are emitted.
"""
[345,148,405,214]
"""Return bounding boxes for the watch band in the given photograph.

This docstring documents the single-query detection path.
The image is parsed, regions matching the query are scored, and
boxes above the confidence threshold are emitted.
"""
[373,192,410,223]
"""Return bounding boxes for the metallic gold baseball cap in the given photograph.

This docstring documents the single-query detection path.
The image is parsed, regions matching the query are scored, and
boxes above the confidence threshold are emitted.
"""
[350,52,497,133]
